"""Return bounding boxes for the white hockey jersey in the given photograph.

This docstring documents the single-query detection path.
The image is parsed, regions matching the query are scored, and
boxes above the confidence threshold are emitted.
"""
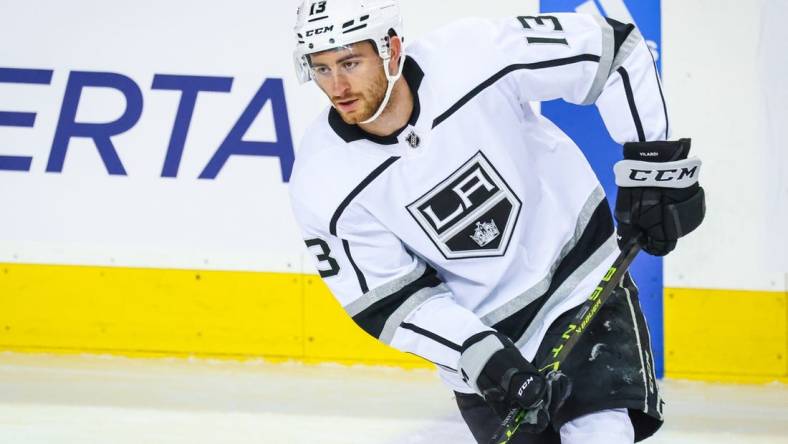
[289,13,669,393]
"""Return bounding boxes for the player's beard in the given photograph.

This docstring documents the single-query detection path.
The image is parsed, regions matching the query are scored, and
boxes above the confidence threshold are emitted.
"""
[332,67,388,125]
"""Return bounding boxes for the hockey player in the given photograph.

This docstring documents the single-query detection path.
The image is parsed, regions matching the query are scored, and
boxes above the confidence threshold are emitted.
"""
[289,1,705,443]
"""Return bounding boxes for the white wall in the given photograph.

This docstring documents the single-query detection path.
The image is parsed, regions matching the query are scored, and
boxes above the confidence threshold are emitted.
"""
[661,0,788,291]
[759,1,788,276]
[2,0,784,293]
[0,0,537,273]
[0,0,311,272]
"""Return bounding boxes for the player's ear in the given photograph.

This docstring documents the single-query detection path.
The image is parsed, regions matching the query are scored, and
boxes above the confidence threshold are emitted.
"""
[388,34,403,74]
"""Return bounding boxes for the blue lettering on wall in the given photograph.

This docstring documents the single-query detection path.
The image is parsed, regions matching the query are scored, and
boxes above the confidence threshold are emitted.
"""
[200,78,294,182]
[0,67,54,172]
[47,71,144,175]
[0,68,295,182]
[152,74,234,178]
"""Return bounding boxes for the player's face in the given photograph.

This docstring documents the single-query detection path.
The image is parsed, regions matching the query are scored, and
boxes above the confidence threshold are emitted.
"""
[309,42,387,124]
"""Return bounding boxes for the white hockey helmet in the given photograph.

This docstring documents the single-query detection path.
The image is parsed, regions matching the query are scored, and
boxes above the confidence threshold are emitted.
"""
[293,0,405,123]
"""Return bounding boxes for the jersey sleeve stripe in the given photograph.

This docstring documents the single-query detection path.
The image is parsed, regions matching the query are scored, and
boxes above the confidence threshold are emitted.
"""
[431,54,601,129]
[342,239,369,293]
[586,17,643,105]
[329,156,400,236]
[486,193,616,343]
[349,264,443,341]
[513,235,617,348]
[605,17,636,55]
[379,284,449,345]
[581,14,616,105]
[344,261,427,317]
[649,51,670,140]
[400,322,462,351]
[609,26,644,76]
[481,186,606,326]
[616,66,647,142]
[407,352,459,373]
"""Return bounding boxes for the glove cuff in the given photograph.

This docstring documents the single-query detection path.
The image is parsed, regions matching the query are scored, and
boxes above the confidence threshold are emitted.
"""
[623,138,691,161]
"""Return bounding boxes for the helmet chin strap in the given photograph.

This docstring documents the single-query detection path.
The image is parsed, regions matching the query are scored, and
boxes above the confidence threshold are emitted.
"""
[360,51,405,125]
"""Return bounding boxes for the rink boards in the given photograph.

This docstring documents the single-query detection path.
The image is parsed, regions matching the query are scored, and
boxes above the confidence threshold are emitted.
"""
[1,0,787,385]
[0,263,427,368]
[1,262,786,382]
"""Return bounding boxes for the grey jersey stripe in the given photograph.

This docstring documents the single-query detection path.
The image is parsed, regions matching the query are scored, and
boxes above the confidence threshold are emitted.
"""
[481,186,606,326]
[582,14,616,105]
[610,27,644,75]
[379,284,450,345]
[514,235,617,348]
[344,261,427,317]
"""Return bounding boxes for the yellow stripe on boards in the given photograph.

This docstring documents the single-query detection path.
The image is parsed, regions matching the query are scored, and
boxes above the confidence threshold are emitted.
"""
[6,262,786,382]
[664,287,788,384]
[0,262,429,368]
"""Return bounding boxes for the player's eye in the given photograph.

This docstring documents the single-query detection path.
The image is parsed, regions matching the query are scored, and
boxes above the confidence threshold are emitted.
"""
[342,60,360,72]
[313,66,331,76]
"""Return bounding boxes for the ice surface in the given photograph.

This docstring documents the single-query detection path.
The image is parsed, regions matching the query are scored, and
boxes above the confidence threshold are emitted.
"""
[0,353,786,443]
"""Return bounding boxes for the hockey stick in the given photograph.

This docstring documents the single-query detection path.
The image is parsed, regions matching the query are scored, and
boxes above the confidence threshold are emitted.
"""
[488,240,642,444]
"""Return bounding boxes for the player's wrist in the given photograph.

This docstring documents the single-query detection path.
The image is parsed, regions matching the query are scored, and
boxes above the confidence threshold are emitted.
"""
[458,331,543,405]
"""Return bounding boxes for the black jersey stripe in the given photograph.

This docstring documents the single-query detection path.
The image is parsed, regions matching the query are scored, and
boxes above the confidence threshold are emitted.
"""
[329,156,400,236]
[342,239,368,293]
[649,53,670,140]
[401,322,462,351]
[492,198,615,341]
[351,265,442,339]
[617,66,646,142]
[407,352,459,373]
[432,54,601,128]
[605,17,635,55]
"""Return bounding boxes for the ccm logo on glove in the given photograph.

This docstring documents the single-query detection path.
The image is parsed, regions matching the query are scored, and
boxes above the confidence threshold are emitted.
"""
[517,376,535,397]
[614,158,701,188]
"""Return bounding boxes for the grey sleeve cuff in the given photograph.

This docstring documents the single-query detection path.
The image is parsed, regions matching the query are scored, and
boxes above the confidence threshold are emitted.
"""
[458,333,505,395]
[582,16,645,105]
[582,14,616,105]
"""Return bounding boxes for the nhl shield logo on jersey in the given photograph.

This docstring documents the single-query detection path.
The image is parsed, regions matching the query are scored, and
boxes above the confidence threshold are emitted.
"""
[406,130,420,148]
[407,151,521,259]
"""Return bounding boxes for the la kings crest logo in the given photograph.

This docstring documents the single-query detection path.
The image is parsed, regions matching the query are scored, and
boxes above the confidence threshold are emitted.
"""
[407,151,521,259]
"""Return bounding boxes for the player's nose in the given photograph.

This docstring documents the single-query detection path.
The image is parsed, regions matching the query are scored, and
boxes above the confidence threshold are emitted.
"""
[329,74,351,95]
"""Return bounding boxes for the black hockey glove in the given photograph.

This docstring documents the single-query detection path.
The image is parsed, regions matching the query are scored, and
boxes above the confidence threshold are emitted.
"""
[458,331,571,434]
[614,138,706,256]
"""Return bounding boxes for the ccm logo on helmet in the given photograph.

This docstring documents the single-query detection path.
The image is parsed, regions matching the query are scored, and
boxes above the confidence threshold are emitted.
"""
[306,26,334,36]
[628,166,698,182]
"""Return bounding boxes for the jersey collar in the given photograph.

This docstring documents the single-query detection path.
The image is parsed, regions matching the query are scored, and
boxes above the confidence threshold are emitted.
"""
[328,56,424,146]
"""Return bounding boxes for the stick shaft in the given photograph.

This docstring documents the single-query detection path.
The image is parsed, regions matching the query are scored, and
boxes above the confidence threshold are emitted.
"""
[488,243,641,444]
